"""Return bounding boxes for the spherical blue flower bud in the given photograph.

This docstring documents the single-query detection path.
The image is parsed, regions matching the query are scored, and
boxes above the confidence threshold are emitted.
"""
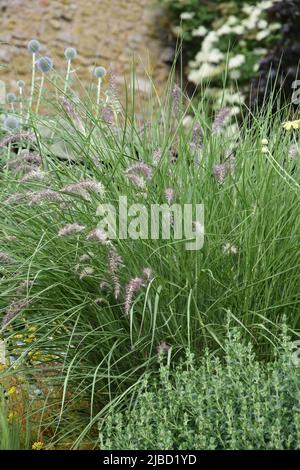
[27,39,41,54]
[4,116,20,131]
[6,93,17,103]
[94,66,107,79]
[36,56,53,73]
[64,47,77,61]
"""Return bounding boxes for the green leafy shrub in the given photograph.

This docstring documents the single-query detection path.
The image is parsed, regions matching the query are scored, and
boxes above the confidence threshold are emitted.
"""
[99,327,300,450]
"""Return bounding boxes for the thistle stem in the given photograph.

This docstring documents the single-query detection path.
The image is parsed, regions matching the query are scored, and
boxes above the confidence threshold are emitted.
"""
[36,74,45,114]
[27,53,36,122]
[64,59,71,94]
[96,78,101,118]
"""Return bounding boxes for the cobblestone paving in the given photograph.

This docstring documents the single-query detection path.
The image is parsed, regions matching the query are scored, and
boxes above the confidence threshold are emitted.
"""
[0,0,172,98]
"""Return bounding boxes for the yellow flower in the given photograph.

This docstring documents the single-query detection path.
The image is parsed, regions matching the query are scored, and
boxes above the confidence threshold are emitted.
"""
[0,364,7,372]
[32,441,44,450]
[7,386,16,396]
[8,411,17,422]
[28,326,37,332]
[282,119,300,130]
[14,334,23,339]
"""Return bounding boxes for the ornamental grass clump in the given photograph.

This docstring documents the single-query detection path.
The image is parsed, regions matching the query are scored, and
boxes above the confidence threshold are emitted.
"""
[0,39,299,447]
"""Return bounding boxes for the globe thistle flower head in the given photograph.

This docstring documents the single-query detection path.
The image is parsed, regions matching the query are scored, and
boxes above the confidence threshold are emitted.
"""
[17,80,25,89]
[64,47,77,61]
[94,66,107,79]
[27,39,41,54]
[4,116,20,132]
[36,56,53,73]
[7,93,17,104]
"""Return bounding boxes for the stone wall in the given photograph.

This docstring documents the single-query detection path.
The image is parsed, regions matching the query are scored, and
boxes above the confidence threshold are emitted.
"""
[0,0,172,98]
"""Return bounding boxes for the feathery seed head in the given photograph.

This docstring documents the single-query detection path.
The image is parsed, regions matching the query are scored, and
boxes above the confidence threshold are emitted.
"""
[86,227,108,244]
[58,223,85,237]
[164,187,175,205]
[212,107,231,133]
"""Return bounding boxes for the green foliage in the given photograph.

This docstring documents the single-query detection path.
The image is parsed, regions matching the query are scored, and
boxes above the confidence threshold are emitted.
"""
[99,327,300,450]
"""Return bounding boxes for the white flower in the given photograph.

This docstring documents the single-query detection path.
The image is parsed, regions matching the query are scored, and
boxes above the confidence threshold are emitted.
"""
[231,25,245,35]
[253,48,267,55]
[195,48,223,64]
[227,15,238,26]
[256,29,269,41]
[253,63,260,72]
[192,25,208,37]
[228,54,245,69]
[269,23,281,31]
[217,24,232,36]
[257,19,268,29]
[230,106,241,116]
[188,63,220,84]
[180,12,195,20]
[230,70,241,80]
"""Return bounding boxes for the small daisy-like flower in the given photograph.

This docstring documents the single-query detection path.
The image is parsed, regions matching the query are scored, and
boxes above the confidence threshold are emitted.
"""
[282,119,300,130]
[58,223,85,237]
[223,243,238,255]
[32,441,44,450]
